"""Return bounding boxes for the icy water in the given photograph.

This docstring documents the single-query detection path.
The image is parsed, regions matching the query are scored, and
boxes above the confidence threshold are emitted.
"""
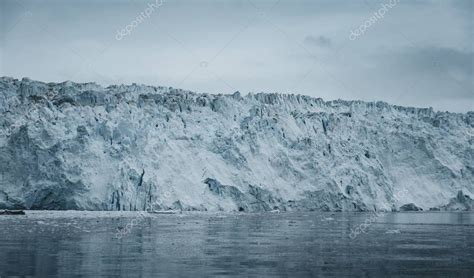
[0,211,473,277]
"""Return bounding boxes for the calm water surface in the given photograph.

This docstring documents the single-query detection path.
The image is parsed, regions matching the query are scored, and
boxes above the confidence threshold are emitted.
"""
[0,211,473,277]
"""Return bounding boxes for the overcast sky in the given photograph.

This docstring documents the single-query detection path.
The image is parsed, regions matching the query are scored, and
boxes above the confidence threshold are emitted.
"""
[1,0,472,112]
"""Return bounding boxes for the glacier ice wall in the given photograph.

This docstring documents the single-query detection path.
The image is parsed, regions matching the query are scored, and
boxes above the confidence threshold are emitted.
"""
[0,77,473,211]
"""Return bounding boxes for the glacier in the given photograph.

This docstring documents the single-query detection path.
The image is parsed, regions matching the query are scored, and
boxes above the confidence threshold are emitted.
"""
[0,77,473,211]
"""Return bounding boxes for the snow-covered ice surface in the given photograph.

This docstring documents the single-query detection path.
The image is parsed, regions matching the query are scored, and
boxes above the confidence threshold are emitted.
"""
[0,211,473,276]
[0,77,473,211]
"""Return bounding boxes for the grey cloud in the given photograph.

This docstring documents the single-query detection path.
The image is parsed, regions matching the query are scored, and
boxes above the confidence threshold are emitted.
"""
[401,47,473,75]
[304,35,332,48]
[376,47,473,100]
[326,45,473,111]
[451,0,473,12]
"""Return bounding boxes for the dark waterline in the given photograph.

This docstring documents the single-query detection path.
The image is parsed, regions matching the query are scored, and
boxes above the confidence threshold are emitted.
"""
[0,211,473,277]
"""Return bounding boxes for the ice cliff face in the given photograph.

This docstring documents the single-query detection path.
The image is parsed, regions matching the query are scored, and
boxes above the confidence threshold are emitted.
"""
[0,77,473,211]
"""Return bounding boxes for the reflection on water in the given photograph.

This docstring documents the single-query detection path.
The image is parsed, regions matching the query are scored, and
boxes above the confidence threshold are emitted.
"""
[0,212,473,277]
